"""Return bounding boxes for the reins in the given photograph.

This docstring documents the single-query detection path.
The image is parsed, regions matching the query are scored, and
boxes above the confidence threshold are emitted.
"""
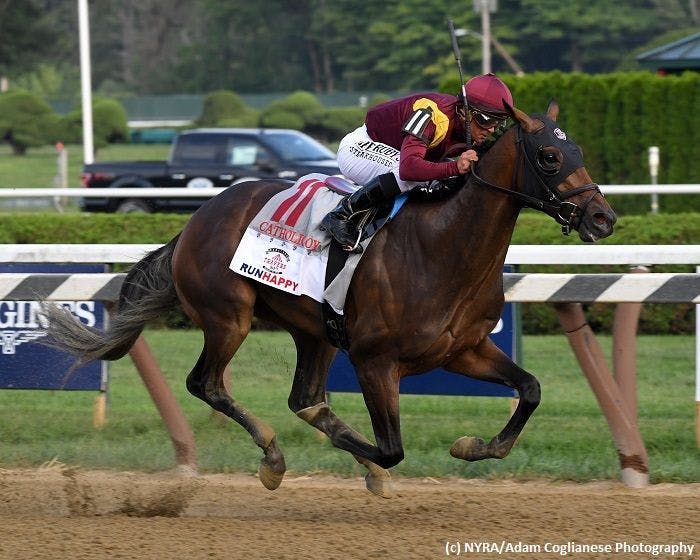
[469,125,601,235]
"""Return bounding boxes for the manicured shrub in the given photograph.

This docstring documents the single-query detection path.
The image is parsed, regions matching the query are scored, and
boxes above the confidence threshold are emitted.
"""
[259,90,323,130]
[439,71,700,215]
[54,97,129,149]
[0,89,59,154]
[196,90,258,127]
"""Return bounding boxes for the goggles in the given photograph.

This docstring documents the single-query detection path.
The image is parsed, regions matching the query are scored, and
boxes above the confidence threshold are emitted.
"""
[470,109,505,130]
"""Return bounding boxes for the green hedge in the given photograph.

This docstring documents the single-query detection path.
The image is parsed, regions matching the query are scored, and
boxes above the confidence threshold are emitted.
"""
[0,213,187,244]
[3,210,694,246]
[440,71,700,216]
[0,211,697,334]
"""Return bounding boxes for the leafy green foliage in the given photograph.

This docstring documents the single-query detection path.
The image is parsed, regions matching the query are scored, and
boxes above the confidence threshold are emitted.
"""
[0,1,61,77]
[304,106,366,143]
[0,213,187,244]
[0,90,59,155]
[258,108,305,130]
[196,90,259,127]
[441,71,700,193]
[3,1,699,95]
[54,97,130,150]
[259,91,324,128]
[512,212,700,334]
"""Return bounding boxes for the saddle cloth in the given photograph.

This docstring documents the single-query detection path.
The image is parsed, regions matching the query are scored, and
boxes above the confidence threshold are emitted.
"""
[229,173,405,314]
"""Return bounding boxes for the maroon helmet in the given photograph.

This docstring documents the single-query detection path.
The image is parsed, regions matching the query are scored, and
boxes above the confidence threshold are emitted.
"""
[464,73,513,117]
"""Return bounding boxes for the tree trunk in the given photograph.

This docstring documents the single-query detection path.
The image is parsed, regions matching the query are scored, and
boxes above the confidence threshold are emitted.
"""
[322,49,335,93]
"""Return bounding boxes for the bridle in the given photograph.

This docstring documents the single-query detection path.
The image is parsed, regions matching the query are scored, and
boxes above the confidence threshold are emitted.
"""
[469,124,601,235]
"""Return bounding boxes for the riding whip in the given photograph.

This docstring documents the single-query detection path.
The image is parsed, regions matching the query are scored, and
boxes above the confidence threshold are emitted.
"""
[447,18,471,150]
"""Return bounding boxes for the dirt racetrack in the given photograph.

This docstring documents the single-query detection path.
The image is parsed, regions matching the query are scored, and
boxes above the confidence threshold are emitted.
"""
[0,466,697,560]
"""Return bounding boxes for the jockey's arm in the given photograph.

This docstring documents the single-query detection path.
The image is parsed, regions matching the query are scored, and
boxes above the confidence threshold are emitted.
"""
[398,134,476,182]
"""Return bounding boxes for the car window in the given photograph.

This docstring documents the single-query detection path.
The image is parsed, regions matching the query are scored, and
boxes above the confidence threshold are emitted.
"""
[227,139,271,166]
[172,134,229,165]
[261,132,335,162]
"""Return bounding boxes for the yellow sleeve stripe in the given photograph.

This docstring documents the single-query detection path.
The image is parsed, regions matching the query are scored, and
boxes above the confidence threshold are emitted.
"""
[412,98,449,149]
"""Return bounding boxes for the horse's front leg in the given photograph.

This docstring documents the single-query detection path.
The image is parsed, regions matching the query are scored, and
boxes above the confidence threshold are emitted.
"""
[288,336,399,497]
[445,337,540,461]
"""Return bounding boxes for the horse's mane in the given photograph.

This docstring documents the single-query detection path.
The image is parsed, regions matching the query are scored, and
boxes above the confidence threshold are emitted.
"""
[476,122,516,157]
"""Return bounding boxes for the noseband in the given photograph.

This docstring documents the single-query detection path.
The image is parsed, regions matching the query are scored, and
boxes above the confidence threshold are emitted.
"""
[470,125,601,235]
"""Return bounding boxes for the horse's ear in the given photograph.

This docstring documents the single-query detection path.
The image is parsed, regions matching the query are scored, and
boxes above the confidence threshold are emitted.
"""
[546,98,559,121]
[503,100,541,133]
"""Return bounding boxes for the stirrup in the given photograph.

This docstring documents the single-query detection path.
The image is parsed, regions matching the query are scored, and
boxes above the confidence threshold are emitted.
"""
[340,207,376,253]
[343,229,364,253]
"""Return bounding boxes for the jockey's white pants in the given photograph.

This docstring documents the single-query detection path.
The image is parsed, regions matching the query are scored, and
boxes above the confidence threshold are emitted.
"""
[336,125,420,193]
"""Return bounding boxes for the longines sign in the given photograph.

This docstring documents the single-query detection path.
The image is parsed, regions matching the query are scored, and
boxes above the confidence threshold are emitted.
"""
[0,264,107,391]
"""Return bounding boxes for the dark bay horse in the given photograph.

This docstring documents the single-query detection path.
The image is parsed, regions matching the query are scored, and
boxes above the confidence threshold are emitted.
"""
[45,101,616,497]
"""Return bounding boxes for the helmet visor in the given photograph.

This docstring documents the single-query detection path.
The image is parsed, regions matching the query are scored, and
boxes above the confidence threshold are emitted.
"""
[470,108,505,130]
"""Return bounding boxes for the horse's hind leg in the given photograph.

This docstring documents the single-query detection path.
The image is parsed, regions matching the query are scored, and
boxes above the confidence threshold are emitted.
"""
[445,337,540,461]
[287,332,393,497]
[185,292,286,490]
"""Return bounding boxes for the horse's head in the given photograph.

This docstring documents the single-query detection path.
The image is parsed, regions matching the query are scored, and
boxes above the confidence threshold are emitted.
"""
[501,100,617,242]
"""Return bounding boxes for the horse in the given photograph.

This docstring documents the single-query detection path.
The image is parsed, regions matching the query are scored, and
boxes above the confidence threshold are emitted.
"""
[44,100,616,497]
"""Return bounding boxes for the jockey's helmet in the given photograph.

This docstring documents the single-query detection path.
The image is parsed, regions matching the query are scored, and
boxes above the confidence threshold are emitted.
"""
[464,73,513,117]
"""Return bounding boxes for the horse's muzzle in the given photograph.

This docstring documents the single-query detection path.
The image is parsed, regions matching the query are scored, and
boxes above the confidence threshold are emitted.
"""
[577,195,617,242]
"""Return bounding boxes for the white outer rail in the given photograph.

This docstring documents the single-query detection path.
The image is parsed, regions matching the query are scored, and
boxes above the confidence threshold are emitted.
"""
[0,244,698,265]
[1,184,699,198]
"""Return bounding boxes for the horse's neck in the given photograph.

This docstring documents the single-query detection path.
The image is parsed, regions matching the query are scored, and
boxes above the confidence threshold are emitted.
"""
[438,146,521,271]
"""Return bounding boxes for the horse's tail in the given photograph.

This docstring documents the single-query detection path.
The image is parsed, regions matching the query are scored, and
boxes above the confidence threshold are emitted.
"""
[43,235,181,366]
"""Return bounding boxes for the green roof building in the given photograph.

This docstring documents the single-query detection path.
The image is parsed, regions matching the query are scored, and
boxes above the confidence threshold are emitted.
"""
[636,32,700,75]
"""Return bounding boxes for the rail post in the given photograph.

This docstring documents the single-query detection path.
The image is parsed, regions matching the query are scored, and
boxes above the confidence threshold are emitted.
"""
[555,302,649,488]
[612,266,648,419]
[128,335,198,472]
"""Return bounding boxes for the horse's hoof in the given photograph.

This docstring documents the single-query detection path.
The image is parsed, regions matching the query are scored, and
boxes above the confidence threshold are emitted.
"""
[450,436,489,461]
[489,441,512,459]
[258,459,285,490]
[365,471,393,498]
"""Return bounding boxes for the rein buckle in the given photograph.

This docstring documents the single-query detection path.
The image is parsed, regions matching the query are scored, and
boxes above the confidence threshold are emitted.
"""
[557,201,579,236]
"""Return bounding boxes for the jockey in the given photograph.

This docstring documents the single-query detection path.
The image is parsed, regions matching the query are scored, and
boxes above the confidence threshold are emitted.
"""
[322,73,514,252]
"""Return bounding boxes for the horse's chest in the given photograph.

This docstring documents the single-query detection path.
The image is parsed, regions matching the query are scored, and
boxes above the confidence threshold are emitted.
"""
[443,288,503,339]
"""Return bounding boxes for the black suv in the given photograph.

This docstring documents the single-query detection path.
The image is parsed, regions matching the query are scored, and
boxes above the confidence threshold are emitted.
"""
[80,128,342,213]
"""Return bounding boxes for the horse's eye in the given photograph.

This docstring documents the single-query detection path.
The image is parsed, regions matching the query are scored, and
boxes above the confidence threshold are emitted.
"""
[536,148,562,174]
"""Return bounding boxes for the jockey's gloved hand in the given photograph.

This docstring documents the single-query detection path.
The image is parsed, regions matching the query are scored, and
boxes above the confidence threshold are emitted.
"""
[409,177,463,202]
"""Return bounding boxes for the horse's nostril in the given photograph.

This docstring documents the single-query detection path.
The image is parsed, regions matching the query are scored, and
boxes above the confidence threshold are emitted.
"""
[594,212,610,226]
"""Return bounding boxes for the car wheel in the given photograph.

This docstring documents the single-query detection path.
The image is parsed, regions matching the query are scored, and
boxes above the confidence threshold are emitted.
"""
[116,199,152,213]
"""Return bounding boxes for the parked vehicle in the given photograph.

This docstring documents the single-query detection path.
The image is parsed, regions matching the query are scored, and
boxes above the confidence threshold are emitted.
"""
[80,128,341,213]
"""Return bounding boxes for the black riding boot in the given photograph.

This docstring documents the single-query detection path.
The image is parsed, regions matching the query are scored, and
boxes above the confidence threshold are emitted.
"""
[321,173,401,252]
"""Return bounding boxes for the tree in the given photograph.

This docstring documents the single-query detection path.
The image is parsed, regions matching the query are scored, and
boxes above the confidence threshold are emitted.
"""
[503,0,692,73]
[1,0,696,96]
[0,1,61,77]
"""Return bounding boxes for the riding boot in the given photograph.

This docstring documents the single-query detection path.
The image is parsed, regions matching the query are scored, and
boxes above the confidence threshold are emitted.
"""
[321,173,401,252]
